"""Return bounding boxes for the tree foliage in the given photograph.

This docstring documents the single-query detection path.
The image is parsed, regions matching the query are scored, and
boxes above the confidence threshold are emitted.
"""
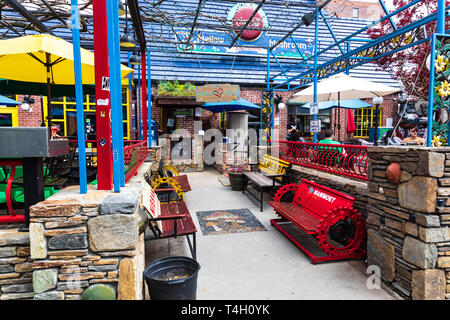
[367,0,450,99]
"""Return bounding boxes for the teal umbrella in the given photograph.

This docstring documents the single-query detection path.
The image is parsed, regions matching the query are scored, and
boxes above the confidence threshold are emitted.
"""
[0,94,21,106]
[202,98,260,113]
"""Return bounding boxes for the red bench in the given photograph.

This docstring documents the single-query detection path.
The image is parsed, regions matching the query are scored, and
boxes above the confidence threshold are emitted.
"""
[269,178,366,264]
[141,181,197,260]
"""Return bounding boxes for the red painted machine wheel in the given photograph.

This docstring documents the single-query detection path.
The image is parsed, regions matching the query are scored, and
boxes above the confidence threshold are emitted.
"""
[273,184,299,202]
[316,207,365,257]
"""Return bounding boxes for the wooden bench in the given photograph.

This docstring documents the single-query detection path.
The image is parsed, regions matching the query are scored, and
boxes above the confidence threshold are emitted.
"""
[243,155,291,212]
[269,178,366,264]
[141,180,197,260]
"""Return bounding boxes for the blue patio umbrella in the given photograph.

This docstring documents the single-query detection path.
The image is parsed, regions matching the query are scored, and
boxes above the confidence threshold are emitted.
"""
[0,95,21,106]
[202,98,261,113]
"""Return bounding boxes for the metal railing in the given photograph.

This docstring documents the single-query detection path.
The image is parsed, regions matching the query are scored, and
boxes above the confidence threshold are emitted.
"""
[274,141,369,181]
[124,140,148,183]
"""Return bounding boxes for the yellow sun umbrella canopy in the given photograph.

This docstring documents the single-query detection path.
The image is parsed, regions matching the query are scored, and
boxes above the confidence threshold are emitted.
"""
[0,34,134,85]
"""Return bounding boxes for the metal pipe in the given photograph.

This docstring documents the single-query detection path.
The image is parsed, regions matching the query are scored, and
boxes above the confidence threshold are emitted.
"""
[70,0,87,194]
[106,0,122,192]
[427,34,436,147]
[313,8,318,143]
[141,49,148,145]
[3,0,54,35]
[147,50,152,146]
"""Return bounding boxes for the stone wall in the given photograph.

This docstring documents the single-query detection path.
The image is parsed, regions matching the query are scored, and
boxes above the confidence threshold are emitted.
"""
[21,163,149,300]
[366,146,450,300]
[0,228,33,300]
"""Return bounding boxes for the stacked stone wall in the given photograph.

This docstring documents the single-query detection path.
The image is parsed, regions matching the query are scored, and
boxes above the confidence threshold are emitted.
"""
[366,146,450,300]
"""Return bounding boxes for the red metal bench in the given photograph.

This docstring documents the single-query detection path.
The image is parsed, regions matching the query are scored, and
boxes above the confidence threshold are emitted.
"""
[141,181,197,260]
[269,178,366,264]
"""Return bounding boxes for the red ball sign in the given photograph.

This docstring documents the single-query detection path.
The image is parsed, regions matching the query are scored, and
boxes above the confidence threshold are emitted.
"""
[232,7,264,41]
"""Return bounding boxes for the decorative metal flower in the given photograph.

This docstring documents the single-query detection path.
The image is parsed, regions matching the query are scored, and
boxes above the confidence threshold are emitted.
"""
[436,80,450,98]
[435,55,449,73]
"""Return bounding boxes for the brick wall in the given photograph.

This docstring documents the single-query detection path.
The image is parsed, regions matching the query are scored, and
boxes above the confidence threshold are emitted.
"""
[16,95,43,127]
[325,0,383,20]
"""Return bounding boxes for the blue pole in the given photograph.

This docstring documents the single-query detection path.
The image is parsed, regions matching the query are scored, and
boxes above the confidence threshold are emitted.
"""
[70,0,87,194]
[147,50,152,147]
[313,8,319,143]
[105,0,121,192]
[111,0,125,187]
[437,0,446,34]
[427,34,436,147]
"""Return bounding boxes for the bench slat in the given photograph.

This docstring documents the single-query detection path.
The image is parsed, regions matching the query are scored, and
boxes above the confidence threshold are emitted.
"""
[172,175,191,192]
[244,172,281,188]
[269,201,320,233]
[160,201,197,237]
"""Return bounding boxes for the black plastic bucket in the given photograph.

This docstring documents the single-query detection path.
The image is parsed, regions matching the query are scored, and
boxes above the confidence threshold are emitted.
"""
[144,256,200,300]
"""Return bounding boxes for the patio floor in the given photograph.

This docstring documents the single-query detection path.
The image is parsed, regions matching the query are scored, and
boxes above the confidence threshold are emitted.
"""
[144,168,399,300]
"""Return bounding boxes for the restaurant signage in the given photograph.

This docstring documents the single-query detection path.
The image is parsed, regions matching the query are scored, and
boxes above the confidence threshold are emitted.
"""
[195,84,240,103]
[173,3,315,59]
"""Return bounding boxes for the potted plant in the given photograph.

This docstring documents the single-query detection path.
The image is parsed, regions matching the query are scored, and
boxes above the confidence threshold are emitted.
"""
[227,167,248,191]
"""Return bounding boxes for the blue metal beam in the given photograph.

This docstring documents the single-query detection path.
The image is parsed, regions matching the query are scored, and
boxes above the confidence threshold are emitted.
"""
[70,0,87,194]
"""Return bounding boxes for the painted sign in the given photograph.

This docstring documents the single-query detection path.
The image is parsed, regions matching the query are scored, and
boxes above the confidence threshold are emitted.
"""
[196,84,240,103]
[173,3,314,59]
[174,29,315,59]
[310,119,321,133]
[310,102,319,115]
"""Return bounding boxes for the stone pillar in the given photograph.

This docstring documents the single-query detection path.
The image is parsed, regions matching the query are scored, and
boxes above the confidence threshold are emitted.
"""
[27,164,149,300]
[366,146,450,300]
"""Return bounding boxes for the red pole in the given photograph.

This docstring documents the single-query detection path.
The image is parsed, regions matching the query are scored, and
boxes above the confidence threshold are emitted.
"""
[141,50,148,145]
[92,0,113,190]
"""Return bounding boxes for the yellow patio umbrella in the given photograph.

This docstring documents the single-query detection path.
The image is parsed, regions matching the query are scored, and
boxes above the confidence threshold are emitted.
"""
[0,34,134,125]
[0,34,133,84]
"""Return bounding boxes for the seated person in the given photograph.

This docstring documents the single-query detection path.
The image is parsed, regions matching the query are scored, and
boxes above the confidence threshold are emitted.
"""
[402,128,424,145]
[318,129,347,166]
[382,129,403,145]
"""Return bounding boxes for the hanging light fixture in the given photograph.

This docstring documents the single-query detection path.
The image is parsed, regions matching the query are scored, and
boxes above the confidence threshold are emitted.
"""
[120,2,135,48]
[129,53,141,66]
[118,0,125,16]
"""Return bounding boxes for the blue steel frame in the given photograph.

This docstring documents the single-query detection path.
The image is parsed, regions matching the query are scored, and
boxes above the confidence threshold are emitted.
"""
[147,50,152,147]
[265,0,449,147]
[70,0,87,194]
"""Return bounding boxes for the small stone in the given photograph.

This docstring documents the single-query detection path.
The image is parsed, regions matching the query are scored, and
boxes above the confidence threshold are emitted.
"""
[30,199,81,217]
[437,256,450,268]
[33,291,64,300]
[418,227,450,243]
[45,220,85,229]
[48,234,88,250]
[99,193,139,215]
[33,269,58,294]
[405,222,418,237]
[16,247,30,257]
[412,269,446,300]
[0,292,35,300]
[1,283,34,293]
[0,265,14,273]
[0,247,16,258]
[29,223,47,259]
[48,249,88,257]
[400,170,412,182]
[32,259,81,269]
[44,226,87,237]
[93,259,118,266]
[415,214,441,228]
[57,281,89,290]
[87,214,138,252]
[402,236,438,269]
[417,151,445,178]
[0,230,29,247]
[438,187,450,196]
[398,177,438,213]
[88,265,117,272]
[118,258,137,300]
[57,272,106,281]
[14,263,33,273]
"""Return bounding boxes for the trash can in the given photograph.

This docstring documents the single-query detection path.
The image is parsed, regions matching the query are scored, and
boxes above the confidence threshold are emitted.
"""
[144,256,200,300]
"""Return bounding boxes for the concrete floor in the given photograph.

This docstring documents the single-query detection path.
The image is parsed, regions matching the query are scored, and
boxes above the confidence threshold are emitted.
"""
[144,168,398,300]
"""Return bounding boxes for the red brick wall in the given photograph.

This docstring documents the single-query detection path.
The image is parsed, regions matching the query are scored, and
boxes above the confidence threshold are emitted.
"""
[325,0,383,20]
[16,95,43,127]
